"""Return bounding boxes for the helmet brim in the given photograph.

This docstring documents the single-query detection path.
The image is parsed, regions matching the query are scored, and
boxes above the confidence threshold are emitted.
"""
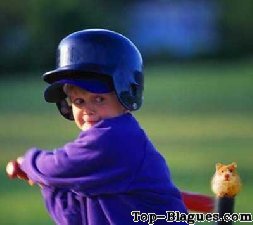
[44,78,114,103]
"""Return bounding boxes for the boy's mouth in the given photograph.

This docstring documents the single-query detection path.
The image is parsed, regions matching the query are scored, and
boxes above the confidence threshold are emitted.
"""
[85,120,99,125]
[81,120,99,131]
[82,115,99,124]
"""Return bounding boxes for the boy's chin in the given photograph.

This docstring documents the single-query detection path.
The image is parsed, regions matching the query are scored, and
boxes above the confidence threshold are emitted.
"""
[81,122,97,131]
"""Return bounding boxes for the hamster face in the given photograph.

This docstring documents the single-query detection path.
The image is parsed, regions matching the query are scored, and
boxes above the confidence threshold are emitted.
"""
[215,163,237,182]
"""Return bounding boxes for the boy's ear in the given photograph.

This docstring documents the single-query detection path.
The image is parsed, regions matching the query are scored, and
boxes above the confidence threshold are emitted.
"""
[215,163,223,170]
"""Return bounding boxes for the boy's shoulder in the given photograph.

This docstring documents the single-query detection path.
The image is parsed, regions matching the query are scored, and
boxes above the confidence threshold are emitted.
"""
[76,113,144,147]
[102,113,139,128]
[66,113,146,164]
[80,113,139,134]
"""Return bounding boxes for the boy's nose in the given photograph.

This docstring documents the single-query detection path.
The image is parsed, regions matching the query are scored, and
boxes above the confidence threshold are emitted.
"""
[83,103,95,114]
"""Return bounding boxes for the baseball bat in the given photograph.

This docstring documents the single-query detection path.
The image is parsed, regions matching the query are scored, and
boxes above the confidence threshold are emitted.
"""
[215,197,235,225]
[181,191,215,213]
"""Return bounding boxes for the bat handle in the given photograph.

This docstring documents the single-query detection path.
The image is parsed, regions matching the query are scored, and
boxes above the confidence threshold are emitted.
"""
[215,197,235,225]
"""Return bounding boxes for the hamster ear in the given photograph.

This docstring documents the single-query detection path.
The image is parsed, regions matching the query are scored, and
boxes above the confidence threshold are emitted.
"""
[232,162,237,168]
[230,162,237,170]
[216,163,223,170]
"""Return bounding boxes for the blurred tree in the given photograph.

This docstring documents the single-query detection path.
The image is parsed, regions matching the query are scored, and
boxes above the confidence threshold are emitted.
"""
[24,0,126,71]
[1,0,253,73]
[0,0,30,71]
[219,0,253,57]
[0,0,126,73]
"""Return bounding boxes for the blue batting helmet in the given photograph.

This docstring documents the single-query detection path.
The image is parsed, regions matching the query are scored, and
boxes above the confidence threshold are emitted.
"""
[43,29,144,120]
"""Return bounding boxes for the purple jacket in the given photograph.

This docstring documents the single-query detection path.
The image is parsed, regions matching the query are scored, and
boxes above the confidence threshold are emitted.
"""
[21,113,188,225]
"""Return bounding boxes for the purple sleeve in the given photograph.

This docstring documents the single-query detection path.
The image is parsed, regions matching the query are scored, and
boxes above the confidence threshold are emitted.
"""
[21,125,145,195]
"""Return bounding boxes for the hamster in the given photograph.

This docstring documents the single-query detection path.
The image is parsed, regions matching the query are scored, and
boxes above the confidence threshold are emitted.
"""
[211,162,241,197]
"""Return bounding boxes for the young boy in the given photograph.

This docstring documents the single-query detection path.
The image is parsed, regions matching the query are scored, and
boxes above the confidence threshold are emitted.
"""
[8,29,188,225]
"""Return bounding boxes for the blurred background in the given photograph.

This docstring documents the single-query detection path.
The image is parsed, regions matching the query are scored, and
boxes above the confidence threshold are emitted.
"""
[0,0,252,224]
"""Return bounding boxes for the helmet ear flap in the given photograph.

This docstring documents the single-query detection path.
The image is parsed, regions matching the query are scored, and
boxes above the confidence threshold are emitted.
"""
[56,99,74,120]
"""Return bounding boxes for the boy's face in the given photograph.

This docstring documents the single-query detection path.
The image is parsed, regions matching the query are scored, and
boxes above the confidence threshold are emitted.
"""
[67,86,126,131]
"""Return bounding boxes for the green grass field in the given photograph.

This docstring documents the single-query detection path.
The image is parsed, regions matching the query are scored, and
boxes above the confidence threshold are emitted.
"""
[0,61,252,224]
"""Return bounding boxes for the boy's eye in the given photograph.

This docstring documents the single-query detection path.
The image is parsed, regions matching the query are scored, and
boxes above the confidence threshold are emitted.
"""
[94,96,105,103]
[73,98,85,106]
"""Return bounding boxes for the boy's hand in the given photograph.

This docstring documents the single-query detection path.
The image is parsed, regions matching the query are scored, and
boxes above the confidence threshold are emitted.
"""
[6,158,44,187]
[6,159,27,179]
[6,158,35,185]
